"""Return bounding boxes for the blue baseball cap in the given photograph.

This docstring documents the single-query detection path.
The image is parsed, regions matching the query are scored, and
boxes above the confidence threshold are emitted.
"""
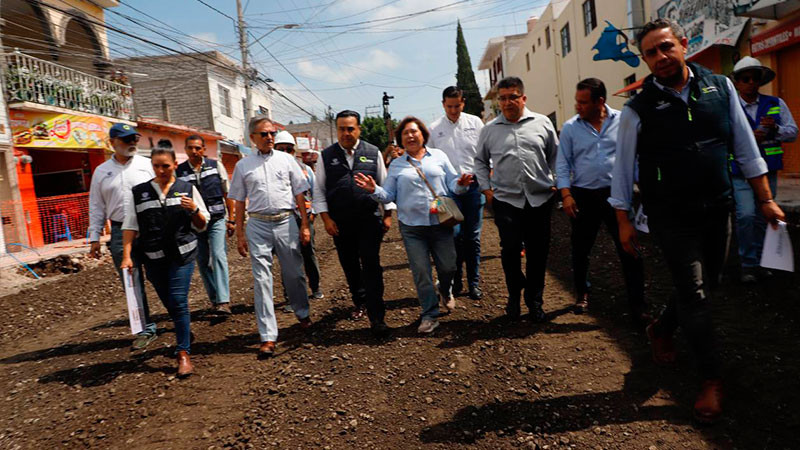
[109,123,140,138]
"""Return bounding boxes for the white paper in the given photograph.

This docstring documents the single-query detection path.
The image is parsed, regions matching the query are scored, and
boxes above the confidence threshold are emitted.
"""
[634,205,649,234]
[123,267,146,334]
[760,221,794,272]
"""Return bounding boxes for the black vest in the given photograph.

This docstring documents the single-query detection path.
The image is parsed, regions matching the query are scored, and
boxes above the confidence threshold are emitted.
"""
[321,141,380,222]
[627,63,733,218]
[176,158,226,220]
[132,179,198,265]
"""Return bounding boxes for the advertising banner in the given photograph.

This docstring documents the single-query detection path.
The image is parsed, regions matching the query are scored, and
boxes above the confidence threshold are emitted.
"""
[9,110,109,149]
[654,0,749,58]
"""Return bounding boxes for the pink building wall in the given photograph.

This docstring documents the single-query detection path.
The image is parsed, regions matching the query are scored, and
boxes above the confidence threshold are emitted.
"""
[138,128,221,164]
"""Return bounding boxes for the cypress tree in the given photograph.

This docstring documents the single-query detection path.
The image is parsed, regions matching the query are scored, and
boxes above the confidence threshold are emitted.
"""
[455,20,484,117]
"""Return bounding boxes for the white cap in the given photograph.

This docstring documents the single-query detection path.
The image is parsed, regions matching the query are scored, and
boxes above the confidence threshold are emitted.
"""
[274,130,296,146]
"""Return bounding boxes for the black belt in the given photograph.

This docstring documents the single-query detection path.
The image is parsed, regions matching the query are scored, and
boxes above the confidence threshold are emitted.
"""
[110,220,123,227]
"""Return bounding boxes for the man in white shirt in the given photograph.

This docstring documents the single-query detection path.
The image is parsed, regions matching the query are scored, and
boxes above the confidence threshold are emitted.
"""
[428,86,485,300]
[87,123,158,351]
[228,116,312,358]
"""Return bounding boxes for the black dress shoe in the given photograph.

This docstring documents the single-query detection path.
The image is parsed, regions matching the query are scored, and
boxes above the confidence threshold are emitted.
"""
[468,286,482,300]
[452,280,463,296]
[370,322,391,338]
[529,307,547,323]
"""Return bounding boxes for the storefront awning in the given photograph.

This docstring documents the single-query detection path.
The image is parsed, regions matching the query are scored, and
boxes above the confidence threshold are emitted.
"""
[614,79,644,97]
[735,0,800,20]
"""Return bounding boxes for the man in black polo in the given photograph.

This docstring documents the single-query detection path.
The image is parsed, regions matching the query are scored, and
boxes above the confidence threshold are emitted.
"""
[609,18,785,424]
[312,110,393,337]
[176,134,235,314]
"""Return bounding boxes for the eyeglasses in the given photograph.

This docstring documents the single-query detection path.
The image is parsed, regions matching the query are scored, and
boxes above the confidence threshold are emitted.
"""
[121,135,140,144]
[498,94,523,103]
[257,131,278,138]
[737,74,762,83]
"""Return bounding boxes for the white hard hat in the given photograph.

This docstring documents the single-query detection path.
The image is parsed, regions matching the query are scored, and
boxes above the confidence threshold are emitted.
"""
[274,131,296,146]
[731,56,775,86]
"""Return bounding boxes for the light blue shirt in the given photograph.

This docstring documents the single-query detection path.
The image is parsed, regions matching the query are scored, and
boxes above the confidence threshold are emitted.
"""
[371,147,467,226]
[556,105,620,190]
[739,94,798,143]
[609,69,768,211]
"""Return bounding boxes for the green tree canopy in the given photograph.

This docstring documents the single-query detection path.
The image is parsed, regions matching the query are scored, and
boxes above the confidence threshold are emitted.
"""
[456,20,484,117]
[360,116,398,151]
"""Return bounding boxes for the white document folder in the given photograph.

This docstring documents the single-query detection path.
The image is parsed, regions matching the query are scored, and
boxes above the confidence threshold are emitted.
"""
[123,267,146,334]
[760,221,794,273]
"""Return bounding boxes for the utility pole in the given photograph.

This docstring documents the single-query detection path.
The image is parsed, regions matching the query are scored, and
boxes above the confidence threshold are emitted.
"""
[327,105,334,144]
[382,92,395,144]
[236,0,252,146]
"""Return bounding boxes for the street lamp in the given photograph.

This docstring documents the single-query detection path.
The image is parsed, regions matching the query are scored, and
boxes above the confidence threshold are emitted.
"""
[249,23,300,49]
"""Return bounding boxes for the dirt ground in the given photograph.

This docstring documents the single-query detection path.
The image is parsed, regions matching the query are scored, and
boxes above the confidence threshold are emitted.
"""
[0,210,798,449]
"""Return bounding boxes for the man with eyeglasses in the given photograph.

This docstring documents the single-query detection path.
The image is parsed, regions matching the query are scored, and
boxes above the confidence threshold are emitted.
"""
[474,77,559,323]
[609,19,785,423]
[88,123,158,351]
[228,116,312,358]
[312,110,393,338]
[729,56,798,283]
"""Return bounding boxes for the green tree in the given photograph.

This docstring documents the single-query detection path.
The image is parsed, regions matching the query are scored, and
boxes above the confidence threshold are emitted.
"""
[455,20,484,117]
[360,116,398,151]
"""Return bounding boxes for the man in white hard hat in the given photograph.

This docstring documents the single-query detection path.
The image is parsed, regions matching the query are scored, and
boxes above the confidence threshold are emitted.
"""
[730,56,798,283]
[274,131,323,300]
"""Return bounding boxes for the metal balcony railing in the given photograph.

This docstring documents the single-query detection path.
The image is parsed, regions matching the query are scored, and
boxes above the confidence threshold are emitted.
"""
[3,51,134,121]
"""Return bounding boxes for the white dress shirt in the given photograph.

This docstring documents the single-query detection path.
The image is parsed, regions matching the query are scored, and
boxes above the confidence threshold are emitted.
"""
[311,140,395,214]
[122,181,210,233]
[427,112,484,174]
[87,154,154,241]
[228,149,309,214]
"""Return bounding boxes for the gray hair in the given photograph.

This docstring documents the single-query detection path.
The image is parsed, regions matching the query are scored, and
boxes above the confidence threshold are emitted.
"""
[248,115,273,135]
[636,18,686,53]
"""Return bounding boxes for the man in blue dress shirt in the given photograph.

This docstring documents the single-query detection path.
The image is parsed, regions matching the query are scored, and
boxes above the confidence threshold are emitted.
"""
[555,78,647,328]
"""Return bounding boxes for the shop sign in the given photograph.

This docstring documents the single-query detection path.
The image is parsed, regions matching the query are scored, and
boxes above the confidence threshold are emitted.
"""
[9,110,109,149]
[654,0,748,58]
[751,18,800,56]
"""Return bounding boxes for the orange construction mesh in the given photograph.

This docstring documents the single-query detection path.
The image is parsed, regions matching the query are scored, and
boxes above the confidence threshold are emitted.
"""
[0,192,106,250]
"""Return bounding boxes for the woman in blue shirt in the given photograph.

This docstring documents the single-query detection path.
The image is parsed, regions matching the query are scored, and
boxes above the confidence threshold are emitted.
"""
[356,116,473,334]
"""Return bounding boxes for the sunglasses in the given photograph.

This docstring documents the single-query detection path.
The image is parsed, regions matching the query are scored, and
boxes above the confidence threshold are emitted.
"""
[257,131,278,138]
[120,134,140,144]
[738,74,762,83]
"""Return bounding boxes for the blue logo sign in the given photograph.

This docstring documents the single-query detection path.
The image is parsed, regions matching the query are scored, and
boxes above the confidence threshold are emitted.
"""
[592,21,640,68]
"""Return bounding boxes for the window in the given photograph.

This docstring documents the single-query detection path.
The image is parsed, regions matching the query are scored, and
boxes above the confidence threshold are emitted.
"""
[560,23,571,57]
[525,53,530,71]
[218,84,231,117]
[259,106,269,116]
[532,44,535,54]
[242,98,247,118]
[583,0,597,36]
[538,37,542,47]
[545,27,551,49]
[624,74,637,98]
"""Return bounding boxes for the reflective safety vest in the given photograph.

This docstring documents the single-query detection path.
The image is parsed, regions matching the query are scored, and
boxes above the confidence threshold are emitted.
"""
[731,94,785,176]
[176,158,226,220]
[132,179,198,265]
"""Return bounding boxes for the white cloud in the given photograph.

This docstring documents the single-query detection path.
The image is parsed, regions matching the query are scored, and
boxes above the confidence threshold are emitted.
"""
[189,32,219,45]
[296,49,399,84]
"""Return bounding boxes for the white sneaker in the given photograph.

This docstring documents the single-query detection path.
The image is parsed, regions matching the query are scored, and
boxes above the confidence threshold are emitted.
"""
[418,319,440,334]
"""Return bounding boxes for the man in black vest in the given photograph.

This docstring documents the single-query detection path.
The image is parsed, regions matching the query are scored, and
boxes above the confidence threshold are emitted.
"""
[176,135,235,314]
[609,18,785,424]
[312,110,393,338]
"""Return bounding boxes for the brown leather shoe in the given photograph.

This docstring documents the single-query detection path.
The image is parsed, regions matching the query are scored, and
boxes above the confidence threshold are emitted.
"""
[694,379,723,424]
[258,341,276,358]
[176,351,193,378]
[646,321,677,365]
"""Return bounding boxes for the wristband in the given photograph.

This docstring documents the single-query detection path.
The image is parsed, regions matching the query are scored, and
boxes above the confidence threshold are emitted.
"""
[760,198,774,205]
[192,207,200,215]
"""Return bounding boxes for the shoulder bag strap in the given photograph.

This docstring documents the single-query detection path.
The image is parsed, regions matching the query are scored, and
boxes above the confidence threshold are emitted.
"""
[407,156,438,198]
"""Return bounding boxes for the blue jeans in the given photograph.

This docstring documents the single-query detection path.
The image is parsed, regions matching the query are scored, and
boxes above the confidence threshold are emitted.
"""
[197,218,231,304]
[452,184,484,290]
[108,222,156,336]
[733,172,779,268]
[399,223,456,321]
[144,259,195,353]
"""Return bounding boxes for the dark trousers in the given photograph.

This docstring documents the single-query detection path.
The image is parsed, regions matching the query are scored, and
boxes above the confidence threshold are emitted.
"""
[297,216,321,292]
[332,215,386,324]
[570,187,645,312]
[144,259,195,353]
[650,208,730,379]
[492,197,554,314]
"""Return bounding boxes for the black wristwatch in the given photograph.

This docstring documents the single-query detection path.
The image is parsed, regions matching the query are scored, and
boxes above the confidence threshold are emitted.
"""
[192,207,200,215]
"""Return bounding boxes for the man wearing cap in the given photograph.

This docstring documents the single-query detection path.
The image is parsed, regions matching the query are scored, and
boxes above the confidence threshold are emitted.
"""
[428,86,486,300]
[730,56,798,283]
[313,110,393,338]
[88,123,158,350]
[609,18,785,423]
[176,135,235,314]
[229,116,312,358]
[274,130,323,301]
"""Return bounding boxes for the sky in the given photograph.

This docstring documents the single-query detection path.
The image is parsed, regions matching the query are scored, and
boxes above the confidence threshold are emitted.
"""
[106,0,550,125]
